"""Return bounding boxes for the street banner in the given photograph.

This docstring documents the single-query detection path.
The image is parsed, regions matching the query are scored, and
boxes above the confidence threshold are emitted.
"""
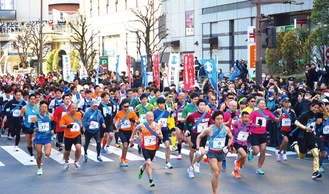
[247,26,256,79]
[116,55,120,82]
[127,55,131,87]
[153,54,160,89]
[167,53,180,87]
[183,54,195,91]
[201,58,218,95]
[141,55,147,88]
[79,61,88,80]
[62,55,71,82]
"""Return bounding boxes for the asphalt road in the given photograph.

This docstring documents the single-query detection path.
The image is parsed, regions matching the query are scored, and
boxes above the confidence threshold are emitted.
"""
[0,134,328,194]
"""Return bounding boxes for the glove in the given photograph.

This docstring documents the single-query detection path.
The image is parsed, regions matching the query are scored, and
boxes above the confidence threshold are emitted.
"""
[67,124,74,128]
[129,119,136,123]
[231,111,236,119]
[257,119,263,126]
[223,146,228,154]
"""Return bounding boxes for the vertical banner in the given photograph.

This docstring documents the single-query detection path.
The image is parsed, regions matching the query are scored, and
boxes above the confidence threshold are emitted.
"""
[185,11,194,36]
[127,55,131,87]
[247,26,256,79]
[79,61,88,80]
[201,59,218,95]
[116,55,120,82]
[62,55,71,82]
[167,53,180,88]
[153,54,160,89]
[141,55,147,88]
[183,54,195,91]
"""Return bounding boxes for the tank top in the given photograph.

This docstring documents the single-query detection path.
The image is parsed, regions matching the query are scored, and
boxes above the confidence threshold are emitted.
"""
[35,112,52,139]
[141,123,159,150]
[208,124,227,152]
[24,104,39,128]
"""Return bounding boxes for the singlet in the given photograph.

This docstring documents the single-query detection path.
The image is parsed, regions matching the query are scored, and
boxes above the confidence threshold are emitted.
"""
[208,124,227,152]
[24,104,39,128]
[140,123,159,150]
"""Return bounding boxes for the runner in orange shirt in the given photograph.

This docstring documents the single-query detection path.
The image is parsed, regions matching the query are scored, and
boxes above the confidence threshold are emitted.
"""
[114,99,139,167]
[130,112,163,187]
[59,103,83,171]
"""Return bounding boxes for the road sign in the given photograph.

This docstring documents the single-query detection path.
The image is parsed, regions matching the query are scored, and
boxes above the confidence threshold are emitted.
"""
[326,48,329,61]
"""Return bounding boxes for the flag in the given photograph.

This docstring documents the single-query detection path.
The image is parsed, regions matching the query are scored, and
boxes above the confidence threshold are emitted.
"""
[62,55,71,82]
[153,54,160,89]
[116,55,120,82]
[79,61,88,80]
[201,59,218,94]
[127,55,131,87]
[167,53,180,88]
[141,55,147,88]
[183,54,194,91]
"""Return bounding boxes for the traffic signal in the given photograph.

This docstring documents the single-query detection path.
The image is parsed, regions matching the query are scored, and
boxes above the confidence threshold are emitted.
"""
[265,26,276,48]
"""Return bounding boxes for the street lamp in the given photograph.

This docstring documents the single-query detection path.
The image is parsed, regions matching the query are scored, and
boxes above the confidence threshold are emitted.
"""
[252,0,304,85]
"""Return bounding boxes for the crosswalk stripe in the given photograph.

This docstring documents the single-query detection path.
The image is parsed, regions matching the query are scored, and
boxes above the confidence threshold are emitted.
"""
[1,146,36,166]
[47,148,75,164]
[91,143,144,161]
[0,161,4,166]
[71,146,113,162]
[131,144,178,160]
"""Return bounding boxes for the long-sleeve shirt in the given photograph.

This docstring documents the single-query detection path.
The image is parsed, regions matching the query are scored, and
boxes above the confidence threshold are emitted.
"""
[82,108,105,133]
[4,98,26,122]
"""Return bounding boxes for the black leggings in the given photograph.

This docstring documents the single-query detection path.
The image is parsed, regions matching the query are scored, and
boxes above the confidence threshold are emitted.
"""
[84,130,101,156]
[9,121,22,146]
[57,132,64,144]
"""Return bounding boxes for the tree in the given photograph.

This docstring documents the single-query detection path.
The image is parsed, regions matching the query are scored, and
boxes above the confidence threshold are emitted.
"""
[13,29,31,69]
[129,0,168,72]
[69,15,98,72]
[69,50,80,72]
[265,32,284,75]
[46,49,60,72]
[311,0,329,25]
[305,27,329,66]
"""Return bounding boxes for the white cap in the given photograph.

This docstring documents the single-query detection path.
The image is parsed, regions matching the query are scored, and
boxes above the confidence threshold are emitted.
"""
[91,99,100,106]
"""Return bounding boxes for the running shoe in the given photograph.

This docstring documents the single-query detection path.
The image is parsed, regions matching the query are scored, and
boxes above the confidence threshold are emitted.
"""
[234,160,240,171]
[165,162,173,169]
[123,159,128,167]
[130,143,134,148]
[256,169,265,175]
[37,168,43,175]
[222,160,226,169]
[319,166,325,173]
[248,148,253,162]
[232,170,241,179]
[64,162,69,171]
[119,158,125,167]
[275,151,281,162]
[290,141,298,150]
[115,143,121,148]
[84,154,88,162]
[193,163,200,174]
[74,162,81,170]
[58,145,63,152]
[312,171,322,179]
[30,156,34,162]
[138,165,143,179]
[282,153,287,161]
[101,148,106,153]
[177,154,182,160]
[149,181,155,187]
[97,156,103,162]
[14,145,18,151]
[138,144,142,155]
[7,135,12,140]
[171,146,177,151]
[187,166,194,179]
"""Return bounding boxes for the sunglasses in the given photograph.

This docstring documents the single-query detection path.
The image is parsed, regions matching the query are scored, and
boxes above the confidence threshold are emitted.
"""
[123,106,129,108]
[168,96,173,98]
[110,93,115,95]
[250,100,256,102]
[228,97,234,99]
[211,99,216,101]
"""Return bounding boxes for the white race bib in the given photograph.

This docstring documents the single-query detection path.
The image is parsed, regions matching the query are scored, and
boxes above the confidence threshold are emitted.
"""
[13,109,21,117]
[281,118,291,127]
[256,117,267,127]
[158,118,168,127]
[27,115,36,123]
[121,120,131,129]
[197,122,208,133]
[213,138,226,149]
[90,121,99,129]
[38,122,50,132]
[144,136,156,146]
[140,114,146,123]
[103,107,112,115]
[129,106,134,111]
[323,126,329,135]
[237,131,249,141]
[71,123,80,132]
[177,113,183,121]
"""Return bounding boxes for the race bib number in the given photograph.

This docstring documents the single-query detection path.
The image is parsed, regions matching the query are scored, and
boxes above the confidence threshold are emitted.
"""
[197,122,208,133]
[213,138,226,149]
[281,118,291,127]
[256,117,267,127]
[27,115,36,123]
[38,122,50,132]
[144,136,156,146]
[129,106,134,111]
[158,118,168,127]
[90,121,99,129]
[323,126,329,135]
[306,122,316,133]
[121,120,131,129]
[13,109,21,117]
[71,123,80,132]
[140,114,146,123]
[177,113,183,121]
[237,131,249,141]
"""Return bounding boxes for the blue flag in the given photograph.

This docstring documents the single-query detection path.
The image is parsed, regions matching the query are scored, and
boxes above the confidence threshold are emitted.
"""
[116,55,120,82]
[141,55,147,88]
[201,59,218,95]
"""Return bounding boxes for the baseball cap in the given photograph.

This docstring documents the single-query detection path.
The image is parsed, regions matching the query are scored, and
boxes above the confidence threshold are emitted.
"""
[91,99,100,106]
[282,97,290,102]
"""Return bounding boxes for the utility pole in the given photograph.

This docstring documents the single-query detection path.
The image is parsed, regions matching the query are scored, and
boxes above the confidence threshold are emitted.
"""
[39,0,43,75]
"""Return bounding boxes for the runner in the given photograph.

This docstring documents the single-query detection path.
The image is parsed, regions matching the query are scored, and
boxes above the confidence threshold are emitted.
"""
[82,99,106,162]
[174,92,187,160]
[241,95,258,114]
[34,100,54,175]
[114,99,139,167]
[20,94,39,161]
[196,111,233,194]
[4,89,26,151]
[109,89,121,148]
[186,99,214,178]
[248,98,281,175]
[165,93,177,151]
[131,112,163,187]
[59,103,83,170]
[153,97,173,169]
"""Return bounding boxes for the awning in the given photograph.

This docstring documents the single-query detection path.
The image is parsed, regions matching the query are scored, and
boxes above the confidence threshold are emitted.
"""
[163,40,180,47]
